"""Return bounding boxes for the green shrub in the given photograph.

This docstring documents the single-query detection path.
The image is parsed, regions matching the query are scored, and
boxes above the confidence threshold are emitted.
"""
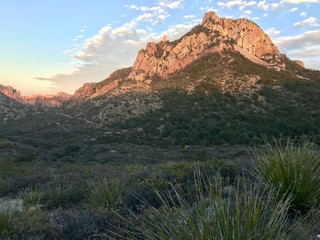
[19,187,43,208]
[44,185,68,209]
[252,139,320,213]
[0,210,15,238]
[87,179,126,209]
[16,208,62,239]
[114,172,315,239]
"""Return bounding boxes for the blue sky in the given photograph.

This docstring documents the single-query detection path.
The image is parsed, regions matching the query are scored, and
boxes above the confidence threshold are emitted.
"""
[1,0,319,95]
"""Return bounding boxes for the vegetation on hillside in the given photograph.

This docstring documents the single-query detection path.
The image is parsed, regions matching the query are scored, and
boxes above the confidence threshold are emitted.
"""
[0,140,319,239]
[110,52,320,146]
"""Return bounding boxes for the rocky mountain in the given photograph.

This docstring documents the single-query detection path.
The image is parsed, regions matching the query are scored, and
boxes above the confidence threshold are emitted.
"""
[56,11,319,145]
[1,11,319,161]
[129,11,284,82]
[0,92,31,122]
[23,92,71,107]
[0,84,71,107]
[68,11,304,104]
[0,84,24,102]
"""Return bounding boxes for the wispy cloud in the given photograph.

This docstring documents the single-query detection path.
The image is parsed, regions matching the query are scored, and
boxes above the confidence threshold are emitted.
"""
[35,0,191,94]
[284,0,320,3]
[265,27,281,36]
[274,30,320,69]
[294,16,318,26]
[289,7,298,11]
[183,14,196,19]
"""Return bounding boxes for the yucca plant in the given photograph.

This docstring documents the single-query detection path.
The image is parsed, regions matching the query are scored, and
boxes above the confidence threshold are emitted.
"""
[0,209,16,238]
[19,187,43,208]
[252,139,320,213]
[111,170,315,239]
[87,178,126,209]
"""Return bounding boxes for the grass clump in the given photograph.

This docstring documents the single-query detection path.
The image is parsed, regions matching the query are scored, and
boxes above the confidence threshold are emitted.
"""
[0,210,15,238]
[115,170,314,239]
[252,139,320,213]
[19,187,43,208]
[87,179,126,209]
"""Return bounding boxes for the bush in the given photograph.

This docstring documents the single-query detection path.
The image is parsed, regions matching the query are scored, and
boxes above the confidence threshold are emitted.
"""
[87,179,126,209]
[113,172,315,239]
[19,187,43,208]
[0,210,15,238]
[252,139,320,213]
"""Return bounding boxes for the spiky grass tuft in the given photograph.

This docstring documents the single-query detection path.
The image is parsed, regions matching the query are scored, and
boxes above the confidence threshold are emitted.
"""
[252,139,320,213]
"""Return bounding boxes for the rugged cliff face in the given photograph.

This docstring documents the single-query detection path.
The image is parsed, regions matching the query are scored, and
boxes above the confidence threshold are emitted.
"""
[0,92,31,122]
[67,67,133,106]
[0,85,24,102]
[0,84,71,107]
[23,92,71,107]
[129,11,283,81]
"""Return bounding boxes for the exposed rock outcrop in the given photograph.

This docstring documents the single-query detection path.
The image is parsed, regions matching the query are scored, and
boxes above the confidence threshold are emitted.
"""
[23,92,71,107]
[129,11,282,81]
[66,67,134,106]
[0,85,23,102]
[0,84,71,107]
[294,60,304,68]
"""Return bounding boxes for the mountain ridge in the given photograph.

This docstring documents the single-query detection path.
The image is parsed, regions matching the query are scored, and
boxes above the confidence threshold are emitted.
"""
[1,11,308,107]
[0,84,71,107]
[64,11,307,105]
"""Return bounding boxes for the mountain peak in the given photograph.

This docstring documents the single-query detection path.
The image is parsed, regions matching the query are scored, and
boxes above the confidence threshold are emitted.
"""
[202,11,219,24]
[129,11,284,82]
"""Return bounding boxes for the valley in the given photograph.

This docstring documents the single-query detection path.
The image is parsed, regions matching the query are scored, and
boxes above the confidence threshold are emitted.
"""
[0,11,320,239]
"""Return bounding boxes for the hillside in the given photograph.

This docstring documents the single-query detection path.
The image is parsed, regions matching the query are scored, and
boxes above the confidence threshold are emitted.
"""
[1,11,320,239]
[0,84,71,107]
[1,11,320,159]
[0,92,34,123]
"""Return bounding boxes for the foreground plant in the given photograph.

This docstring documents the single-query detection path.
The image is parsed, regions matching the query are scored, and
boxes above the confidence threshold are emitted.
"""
[252,139,320,213]
[87,178,126,209]
[111,170,316,239]
[0,210,15,238]
[19,187,43,208]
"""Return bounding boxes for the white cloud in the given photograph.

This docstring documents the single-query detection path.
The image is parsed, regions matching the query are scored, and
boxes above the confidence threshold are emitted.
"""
[167,0,183,9]
[257,0,269,10]
[300,11,307,17]
[34,0,192,94]
[217,0,258,11]
[294,16,318,26]
[183,14,196,19]
[274,30,320,70]
[284,0,319,3]
[265,27,281,36]
[240,1,257,10]
[289,7,298,12]
[217,0,243,8]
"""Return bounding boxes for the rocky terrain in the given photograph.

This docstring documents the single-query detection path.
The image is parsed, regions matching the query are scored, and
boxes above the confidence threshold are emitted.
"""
[0,84,71,107]
[0,92,32,122]
[129,11,284,82]
[0,11,319,240]
[0,11,319,156]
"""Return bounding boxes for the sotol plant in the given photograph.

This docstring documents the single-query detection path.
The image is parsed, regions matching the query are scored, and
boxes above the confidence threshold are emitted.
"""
[252,139,320,213]
[19,187,43,208]
[112,170,315,239]
[87,178,126,209]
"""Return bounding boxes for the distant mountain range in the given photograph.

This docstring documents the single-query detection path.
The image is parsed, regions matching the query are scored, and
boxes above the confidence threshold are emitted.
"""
[1,11,319,160]
[0,84,71,108]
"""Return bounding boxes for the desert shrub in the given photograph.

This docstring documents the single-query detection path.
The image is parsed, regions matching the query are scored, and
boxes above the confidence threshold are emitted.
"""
[0,210,15,238]
[252,139,320,213]
[19,187,43,208]
[43,185,69,209]
[87,178,126,209]
[16,208,62,239]
[113,172,315,239]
